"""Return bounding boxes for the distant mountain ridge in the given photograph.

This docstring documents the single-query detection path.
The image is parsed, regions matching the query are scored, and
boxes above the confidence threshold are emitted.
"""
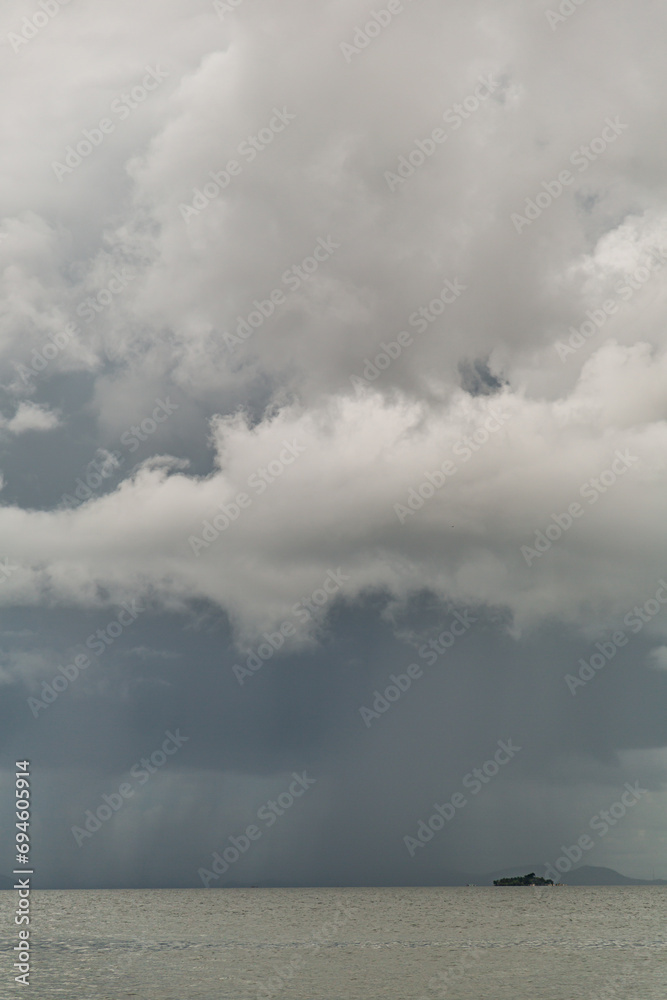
[1,866,664,889]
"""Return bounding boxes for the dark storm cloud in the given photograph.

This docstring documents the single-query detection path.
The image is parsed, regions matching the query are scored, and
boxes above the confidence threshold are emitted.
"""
[3,596,666,886]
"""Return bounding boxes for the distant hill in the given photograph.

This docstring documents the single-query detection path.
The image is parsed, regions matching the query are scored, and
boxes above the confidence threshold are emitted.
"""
[553,865,667,886]
[481,864,667,887]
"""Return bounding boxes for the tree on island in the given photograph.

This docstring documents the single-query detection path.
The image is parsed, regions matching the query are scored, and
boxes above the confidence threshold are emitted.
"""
[493,872,554,886]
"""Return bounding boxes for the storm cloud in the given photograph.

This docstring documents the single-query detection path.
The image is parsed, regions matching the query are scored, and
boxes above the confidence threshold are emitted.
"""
[1,0,667,887]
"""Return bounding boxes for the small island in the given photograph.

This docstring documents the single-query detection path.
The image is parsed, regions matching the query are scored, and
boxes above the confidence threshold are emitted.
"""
[493,872,554,886]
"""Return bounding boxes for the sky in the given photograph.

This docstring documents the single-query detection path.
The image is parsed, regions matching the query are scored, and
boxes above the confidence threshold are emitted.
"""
[1,0,667,888]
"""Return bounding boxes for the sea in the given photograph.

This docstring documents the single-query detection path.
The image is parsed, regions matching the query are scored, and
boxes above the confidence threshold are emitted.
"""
[1,886,666,999]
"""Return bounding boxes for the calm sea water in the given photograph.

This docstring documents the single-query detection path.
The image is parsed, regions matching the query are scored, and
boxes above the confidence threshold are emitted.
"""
[1,887,666,999]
